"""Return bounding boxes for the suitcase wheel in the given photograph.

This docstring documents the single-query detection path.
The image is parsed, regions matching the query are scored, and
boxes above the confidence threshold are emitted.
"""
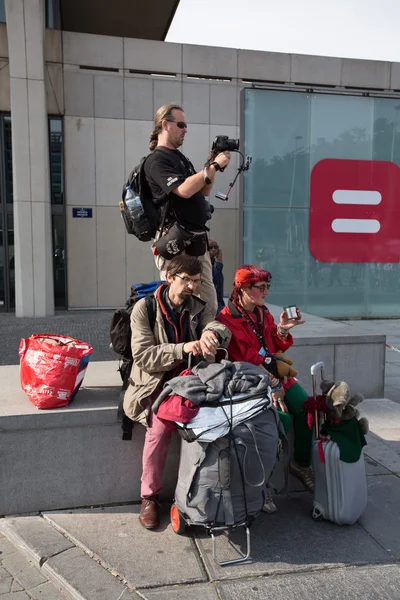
[311,507,324,521]
[170,503,186,534]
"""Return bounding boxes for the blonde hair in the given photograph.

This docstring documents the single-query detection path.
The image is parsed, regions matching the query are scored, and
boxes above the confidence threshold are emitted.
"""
[149,103,183,151]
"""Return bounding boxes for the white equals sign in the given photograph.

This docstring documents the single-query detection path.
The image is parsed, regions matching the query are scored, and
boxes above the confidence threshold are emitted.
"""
[331,190,381,233]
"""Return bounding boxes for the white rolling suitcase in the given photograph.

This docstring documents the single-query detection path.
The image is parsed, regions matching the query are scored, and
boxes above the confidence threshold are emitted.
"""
[310,362,368,525]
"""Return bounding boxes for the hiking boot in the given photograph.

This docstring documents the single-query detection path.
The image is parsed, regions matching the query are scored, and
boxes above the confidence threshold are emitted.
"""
[262,488,277,514]
[139,496,159,529]
[289,460,315,493]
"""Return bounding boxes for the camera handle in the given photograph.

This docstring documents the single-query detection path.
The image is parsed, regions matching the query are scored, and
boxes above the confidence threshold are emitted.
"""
[215,151,252,202]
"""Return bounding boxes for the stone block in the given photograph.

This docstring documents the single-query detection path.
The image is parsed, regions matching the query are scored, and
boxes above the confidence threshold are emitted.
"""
[94,74,123,119]
[45,63,63,115]
[29,581,69,600]
[341,58,391,89]
[9,78,30,201]
[31,202,54,317]
[208,209,239,295]
[153,78,182,114]
[360,474,400,558]
[238,50,290,82]
[124,76,154,121]
[335,342,385,397]
[0,536,18,557]
[210,83,237,126]
[64,116,95,206]
[0,23,8,58]
[94,118,124,207]
[66,209,97,308]
[62,32,123,69]
[27,79,50,204]
[390,63,400,90]
[143,583,220,600]
[13,201,34,316]
[182,81,210,124]
[14,566,47,590]
[43,547,138,600]
[291,54,341,86]
[44,29,62,64]
[217,565,400,599]
[5,0,26,78]
[96,207,126,307]
[0,517,73,569]
[183,44,238,79]
[124,37,182,73]
[64,70,94,117]
[195,494,389,581]
[1,551,32,576]
[0,576,12,595]
[286,343,335,395]
[181,123,210,172]
[24,0,45,81]
[124,119,153,175]
[43,506,207,589]
[0,59,10,111]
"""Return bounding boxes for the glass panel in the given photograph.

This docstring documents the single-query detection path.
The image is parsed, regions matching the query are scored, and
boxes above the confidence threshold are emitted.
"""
[0,0,5,23]
[49,118,64,205]
[46,0,61,29]
[52,214,66,308]
[243,89,400,318]
[4,116,13,204]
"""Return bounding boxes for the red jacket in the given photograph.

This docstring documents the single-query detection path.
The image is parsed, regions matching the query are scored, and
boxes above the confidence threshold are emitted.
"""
[216,301,296,390]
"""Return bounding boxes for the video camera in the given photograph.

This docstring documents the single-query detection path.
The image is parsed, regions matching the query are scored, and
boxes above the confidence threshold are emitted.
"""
[211,135,240,154]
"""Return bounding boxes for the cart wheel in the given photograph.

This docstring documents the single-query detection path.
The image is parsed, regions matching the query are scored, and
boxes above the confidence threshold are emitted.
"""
[170,504,186,534]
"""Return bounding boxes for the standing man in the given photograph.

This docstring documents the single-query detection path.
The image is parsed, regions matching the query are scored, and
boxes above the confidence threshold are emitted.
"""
[123,255,231,530]
[144,103,231,316]
[209,239,225,314]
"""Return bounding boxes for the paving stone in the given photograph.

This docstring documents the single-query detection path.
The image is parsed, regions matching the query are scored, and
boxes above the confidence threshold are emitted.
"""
[0,565,11,579]
[216,564,400,600]
[0,537,17,558]
[0,574,12,594]
[0,517,74,568]
[359,474,400,558]
[43,504,207,589]
[0,592,30,599]
[11,579,24,592]
[43,546,139,600]
[1,551,32,576]
[28,580,68,600]
[142,582,220,599]
[365,455,391,475]
[193,493,390,581]
[14,566,47,591]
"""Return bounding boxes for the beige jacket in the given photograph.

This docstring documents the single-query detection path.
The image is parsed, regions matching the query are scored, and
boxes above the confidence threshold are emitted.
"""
[123,288,231,426]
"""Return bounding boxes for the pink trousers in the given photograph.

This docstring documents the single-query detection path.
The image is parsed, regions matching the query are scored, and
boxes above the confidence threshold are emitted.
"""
[141,411,176,498]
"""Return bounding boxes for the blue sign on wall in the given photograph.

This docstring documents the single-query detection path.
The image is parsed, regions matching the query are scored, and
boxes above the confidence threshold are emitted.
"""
[72,208,93,218]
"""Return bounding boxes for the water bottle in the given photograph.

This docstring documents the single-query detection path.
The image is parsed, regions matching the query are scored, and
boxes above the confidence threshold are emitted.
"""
[124,185,145,223]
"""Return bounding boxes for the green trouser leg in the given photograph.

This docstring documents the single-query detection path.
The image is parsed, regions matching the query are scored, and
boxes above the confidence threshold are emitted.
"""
[277,382,313,467]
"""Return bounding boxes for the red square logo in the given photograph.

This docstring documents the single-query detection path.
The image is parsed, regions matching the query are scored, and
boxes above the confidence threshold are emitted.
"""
[309,159,400,263]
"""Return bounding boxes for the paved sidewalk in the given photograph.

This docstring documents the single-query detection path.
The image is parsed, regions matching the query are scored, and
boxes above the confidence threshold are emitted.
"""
[0,531,68,599]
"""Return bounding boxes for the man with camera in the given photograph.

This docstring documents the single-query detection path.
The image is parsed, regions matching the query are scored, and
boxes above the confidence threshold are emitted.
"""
[145,103,232,317]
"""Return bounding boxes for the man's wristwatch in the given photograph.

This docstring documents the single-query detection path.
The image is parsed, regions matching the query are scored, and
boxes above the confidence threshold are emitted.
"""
[209,161,221,172]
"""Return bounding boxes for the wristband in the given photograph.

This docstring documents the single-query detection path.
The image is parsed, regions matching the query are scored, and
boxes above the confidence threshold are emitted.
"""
[203,167,212,185]
[209,161,221,172]
[271,383,283,392]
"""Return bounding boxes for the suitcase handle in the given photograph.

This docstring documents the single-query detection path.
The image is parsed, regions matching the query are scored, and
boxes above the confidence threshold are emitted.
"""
[310,361,325,376]
[310,361,325,439]
[187,347,228,369]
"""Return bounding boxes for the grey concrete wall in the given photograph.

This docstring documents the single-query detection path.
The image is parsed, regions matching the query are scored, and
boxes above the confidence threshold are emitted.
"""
[3,20,400,309]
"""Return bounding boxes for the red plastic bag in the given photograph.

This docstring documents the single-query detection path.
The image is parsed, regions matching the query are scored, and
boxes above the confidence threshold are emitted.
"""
[19,334,93,409]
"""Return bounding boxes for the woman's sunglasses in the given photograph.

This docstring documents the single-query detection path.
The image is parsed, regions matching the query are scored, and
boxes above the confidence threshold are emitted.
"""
[252,283,271,292]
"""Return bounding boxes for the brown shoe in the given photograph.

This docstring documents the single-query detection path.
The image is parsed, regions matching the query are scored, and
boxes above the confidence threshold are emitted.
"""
[289,460,315,493]
[139,497,159,529]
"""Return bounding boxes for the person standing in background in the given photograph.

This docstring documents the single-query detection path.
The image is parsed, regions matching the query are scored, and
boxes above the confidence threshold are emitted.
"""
[209,239,225,314]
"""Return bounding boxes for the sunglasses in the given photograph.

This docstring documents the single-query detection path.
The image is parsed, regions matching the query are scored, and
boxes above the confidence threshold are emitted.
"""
[209,245,219,250]
[167,120,188,129]
[252,283,271,292]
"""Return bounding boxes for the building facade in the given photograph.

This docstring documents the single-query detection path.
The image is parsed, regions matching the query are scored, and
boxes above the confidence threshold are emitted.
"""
[1,0,400,317]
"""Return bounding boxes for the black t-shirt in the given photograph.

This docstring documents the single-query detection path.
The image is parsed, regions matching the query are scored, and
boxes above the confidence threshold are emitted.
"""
[144,147,208,230]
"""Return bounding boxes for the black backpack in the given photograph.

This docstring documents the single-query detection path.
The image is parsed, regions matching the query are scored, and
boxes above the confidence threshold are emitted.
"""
[110,282,162,439]
[119,156,161,242]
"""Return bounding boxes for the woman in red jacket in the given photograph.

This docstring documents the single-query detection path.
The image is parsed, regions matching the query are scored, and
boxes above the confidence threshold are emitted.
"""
[217,265,313,512]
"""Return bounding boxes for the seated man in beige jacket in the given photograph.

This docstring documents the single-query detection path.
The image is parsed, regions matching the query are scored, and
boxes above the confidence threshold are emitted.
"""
[123,254,231,530]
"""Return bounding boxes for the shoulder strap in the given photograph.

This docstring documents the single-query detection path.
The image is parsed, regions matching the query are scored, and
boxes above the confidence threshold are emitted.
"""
[145,294,157,331]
